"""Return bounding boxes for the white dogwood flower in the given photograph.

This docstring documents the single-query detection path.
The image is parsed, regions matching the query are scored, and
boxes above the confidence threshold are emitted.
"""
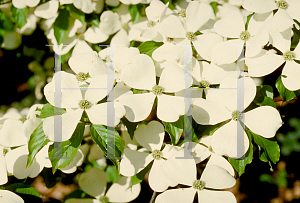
[212,10,269,65]
[246,28,300,91]
[43,71,124,141]
[119,54,188,122]
[193,76,282,157]
[242,0,300,32]
[120,121,180,192]
[156,156,236,203]
[66,167,140,202]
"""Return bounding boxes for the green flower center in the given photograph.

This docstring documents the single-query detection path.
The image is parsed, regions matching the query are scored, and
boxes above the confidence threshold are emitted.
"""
[199,80,210,88]
[178,9,186,17]
[99,196,109,203]
[152,85,163,95]
[186,32,195,41]
[193,179,205,190]
[3,148,8,155]
[232,110,243,121]
[167,37,174,43]
[76,72,90,82]
[77,33,84,40]
[147,21,156,27]
[152,149,163,160]
[208,146,214,153]
[240,31,250,41]
[276,0,288,9]
[122,23,130,31]
[283,51,295,61]
[79,100,91,109]
[103,56,112,63]
[19,117,27,123]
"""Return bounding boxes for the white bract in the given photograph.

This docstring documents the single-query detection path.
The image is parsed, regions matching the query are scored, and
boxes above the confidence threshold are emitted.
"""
[246,28,300,91]
[12,0,39,9]
[66,167,140,202]
[156,156,236,203]
[120,121,180,192]
[0,190,24,203]
[156,1,213,56]
[43,71,124,141]
[119,54,187,122]
[242,0,300,32]
[193,76,282,157]
[212,9,269,65]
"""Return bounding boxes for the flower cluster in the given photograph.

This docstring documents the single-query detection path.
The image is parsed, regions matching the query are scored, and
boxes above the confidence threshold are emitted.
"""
[1,0,298,202]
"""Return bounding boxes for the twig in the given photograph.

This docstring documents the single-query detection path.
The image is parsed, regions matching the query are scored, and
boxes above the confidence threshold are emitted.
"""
[0,0,12,5]
[150,191,157,203]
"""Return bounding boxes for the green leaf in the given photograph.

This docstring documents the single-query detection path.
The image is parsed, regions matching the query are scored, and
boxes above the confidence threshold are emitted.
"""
[131,161,153,185]
[53,9,69,44]
[210,2,218,15]
[162,0,175,10]
[48,123,85,173]
[129,4,143,23]
[42,168,66,188]
[0,12,14,31]
[5,183,41,198]
[65,190,93,200]
[291,25,300,49]
[248,130,280,164]
[106,165,122,183]
[245,13,254,30]
[90,124,125,172]
[130,40,135,47]
[164,116,198,145]
[0,30,4,46]
[163,116,184,145]
[121,117,138,140]
[11,5,28,29]
[275,76,297,101]
[36,103,66,118]
[27,122,50,168]
[228,131,253,177]
[66,4,85,24]
[138,40,164,57]
[86,13,99,26]
[253,85,277,108]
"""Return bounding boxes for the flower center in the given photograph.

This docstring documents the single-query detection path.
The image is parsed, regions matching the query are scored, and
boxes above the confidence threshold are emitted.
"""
[208,146,214,153]
[166,37,174,43]
[77,33,84,40]
[147,21,156,27]
[186,32,195,41]
[199,80,210,88]
[76,72,90,82]
[240,31,250,41]
[103,56,112,63]
[283,51,295,61]
[99,196,109,203]
[178,9,186,17]
[3,148,8,155]
[276,0,288,9]
[232,110,243,121]
[19,117,27,123]
[152,85,163,95]
[193,179,205,190]
[79,100,91,109]
[122,23,129,31]
[152,149,163,160]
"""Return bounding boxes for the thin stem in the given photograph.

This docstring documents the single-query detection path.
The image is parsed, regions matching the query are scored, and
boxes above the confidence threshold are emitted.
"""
[0,0,12,5]
[150,191,157,203]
